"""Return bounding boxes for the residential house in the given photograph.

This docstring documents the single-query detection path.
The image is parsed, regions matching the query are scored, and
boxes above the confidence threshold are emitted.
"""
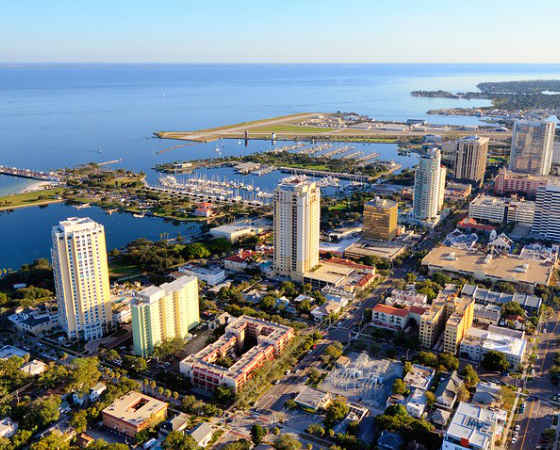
[434,371,463,411]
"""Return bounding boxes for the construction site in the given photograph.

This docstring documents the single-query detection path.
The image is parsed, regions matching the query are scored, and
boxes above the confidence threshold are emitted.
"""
[318,353,403,412]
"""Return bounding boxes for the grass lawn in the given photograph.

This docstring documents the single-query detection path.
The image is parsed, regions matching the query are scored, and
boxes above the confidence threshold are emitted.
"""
[109,260,142,279]
[283,163,331,171]
[0,187,66,209]
[250,124,332,133]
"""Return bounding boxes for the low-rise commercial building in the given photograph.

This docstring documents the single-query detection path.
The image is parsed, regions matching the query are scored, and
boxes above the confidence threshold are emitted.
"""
[445,182,472,202]
[303,257,375,294]
[209,224,259,242]
[494,167,550,198]
[371,303,426,332]
[180,316,294,393]
[473,303,501,326]
[178,264,226,286]
[8,306,58,336]
[461,284,542,315]
[102,392,168,438]
[294,387,332,412]
[442,402,505,450]
[468,194,535,225]
[460,325,527,369]
[421,246,555,291]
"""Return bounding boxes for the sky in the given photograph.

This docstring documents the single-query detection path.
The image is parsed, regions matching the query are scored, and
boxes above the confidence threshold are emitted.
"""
[2,0,560,63]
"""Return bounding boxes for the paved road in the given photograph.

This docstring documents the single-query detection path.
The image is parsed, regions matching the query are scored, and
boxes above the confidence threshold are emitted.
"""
[513,312,560,450]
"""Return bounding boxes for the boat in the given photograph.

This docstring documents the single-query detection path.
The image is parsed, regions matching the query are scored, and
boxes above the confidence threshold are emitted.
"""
[74,203,90,209]
[133,213,145,218]
[106,208,117,215]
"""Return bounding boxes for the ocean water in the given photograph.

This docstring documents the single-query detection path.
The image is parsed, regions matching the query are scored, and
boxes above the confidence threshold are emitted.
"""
[1,63,560,268]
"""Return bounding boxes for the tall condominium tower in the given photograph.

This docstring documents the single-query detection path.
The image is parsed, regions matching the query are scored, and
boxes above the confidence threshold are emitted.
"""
[363,197,398,241]
[273,176,320,280]
[509,120,555,176]
[453,136,489,184]
[132,276,199,357]
[51,217,112,341]
[532,184,560,243]
[413,148,446,221]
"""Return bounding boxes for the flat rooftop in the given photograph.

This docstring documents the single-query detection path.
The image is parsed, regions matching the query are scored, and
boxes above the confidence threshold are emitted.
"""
[446,402,503,449]
[422,246,554,286]
[102,392,167,427]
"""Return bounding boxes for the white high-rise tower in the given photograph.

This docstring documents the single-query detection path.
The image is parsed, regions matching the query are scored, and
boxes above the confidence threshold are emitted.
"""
[413,148,446,221]
[51,217,112,341]
[273,176,320,281]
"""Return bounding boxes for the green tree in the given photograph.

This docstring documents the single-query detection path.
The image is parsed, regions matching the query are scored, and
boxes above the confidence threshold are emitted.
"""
[23,395,61,429]
[392,378,408,395]
[273,434,302,450]
[460,364,479,389]
[70,409,88,434]
[438,353,459,371]
[325,397,349,427]
[30,433,70,450]
[425,391,436,407]
[306,424,325,437]
[222,440,251,450]
[67,357,101,394]
[163,431,201,450]
[501,301,525,317]
[251,424,267,445]
[458,385,470,402]
[215,385,235,404]
[481,350,510,372]
[416,351,438,367]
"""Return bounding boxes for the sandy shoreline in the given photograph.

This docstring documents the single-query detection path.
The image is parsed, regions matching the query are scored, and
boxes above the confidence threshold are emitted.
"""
[19,180,57,194]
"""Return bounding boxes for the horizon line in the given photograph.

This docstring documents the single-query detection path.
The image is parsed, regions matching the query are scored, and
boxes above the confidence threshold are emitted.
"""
[2,61,560,65]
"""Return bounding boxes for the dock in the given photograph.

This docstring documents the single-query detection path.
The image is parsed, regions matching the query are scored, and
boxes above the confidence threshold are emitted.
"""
[278,167,368,182]
[0,165,60,182]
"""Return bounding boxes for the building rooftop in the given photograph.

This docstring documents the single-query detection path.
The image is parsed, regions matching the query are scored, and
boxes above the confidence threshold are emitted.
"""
[463,326,527,361]
[373,304,410,318]
[446,402,502,450]
[0,346,28,360]
[365,197,397,210]
[102,392,167,427]
[294,387,331,410]
[189,422,214,445]
[403,364,435,390]
[422,246,554,287]
[462,284,542,311]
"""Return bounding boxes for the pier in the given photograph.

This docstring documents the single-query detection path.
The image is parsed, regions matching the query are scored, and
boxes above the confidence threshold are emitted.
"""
[278,167,368,182]
[0,165,60,182]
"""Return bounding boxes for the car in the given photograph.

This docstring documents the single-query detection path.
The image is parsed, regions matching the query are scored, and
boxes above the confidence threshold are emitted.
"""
[515,425,521,431]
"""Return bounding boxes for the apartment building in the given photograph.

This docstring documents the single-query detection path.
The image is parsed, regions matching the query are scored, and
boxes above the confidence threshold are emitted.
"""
[51,217,112,341]
[509,119,555,176]
[443,297,475,354]
[453,136,489,185]
[419,284,458,349]
[362,197,398,241]
[533,184,560,242]
[132,276,199,357]
[179,316,294,393]
[273,176,320,281]
[413,148,446,221]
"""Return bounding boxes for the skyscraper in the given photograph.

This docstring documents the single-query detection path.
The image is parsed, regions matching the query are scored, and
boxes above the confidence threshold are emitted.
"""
[509,120,555,176]
[131,276,199,357]
[532,184,560,243]
[51,217,112,341]
[413,148,446,221]
[453,135,489,184]
[363,197,398,241]
[273,176,320,280]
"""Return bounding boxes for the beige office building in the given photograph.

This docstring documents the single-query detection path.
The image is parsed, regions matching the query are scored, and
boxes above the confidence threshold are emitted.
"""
[273,176,320,280]
[453,136,489,185]
[132,276,199,357]
[363,197,398,241]
[51,217,112,341]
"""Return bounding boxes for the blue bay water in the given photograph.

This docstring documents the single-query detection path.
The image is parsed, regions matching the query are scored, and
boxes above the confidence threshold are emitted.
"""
[1,63,560,268]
